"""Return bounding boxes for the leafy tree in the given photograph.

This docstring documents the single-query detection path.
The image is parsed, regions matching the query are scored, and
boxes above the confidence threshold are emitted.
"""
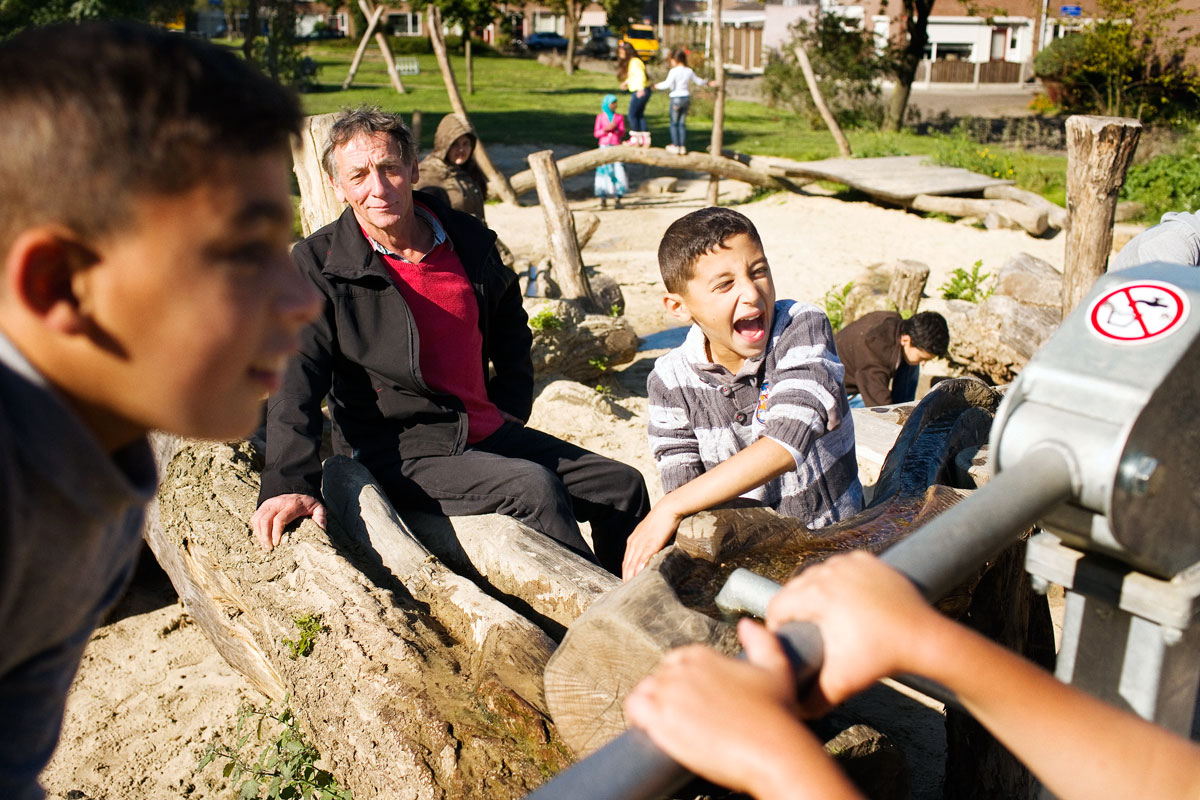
[1035,0,1200,122]
[879,0,935,132]
[601,0,641,37]
[0,0,190,38]
[763,12,889,130]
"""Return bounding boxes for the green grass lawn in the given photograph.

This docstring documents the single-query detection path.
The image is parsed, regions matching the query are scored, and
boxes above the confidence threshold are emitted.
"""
[284,39,1068,203]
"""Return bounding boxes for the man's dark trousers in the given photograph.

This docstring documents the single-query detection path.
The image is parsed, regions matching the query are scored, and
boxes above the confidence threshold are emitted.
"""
[373,422,650,574]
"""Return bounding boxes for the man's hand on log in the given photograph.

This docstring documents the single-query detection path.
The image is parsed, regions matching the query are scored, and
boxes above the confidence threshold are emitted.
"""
[251,493,327,551]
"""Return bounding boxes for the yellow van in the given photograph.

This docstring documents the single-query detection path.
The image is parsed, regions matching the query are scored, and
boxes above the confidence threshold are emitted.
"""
[621,24,659,60]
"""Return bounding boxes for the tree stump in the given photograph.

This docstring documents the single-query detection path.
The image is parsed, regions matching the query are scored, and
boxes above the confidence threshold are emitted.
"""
[1062,115,1142,313]
[887,260,930,316]
[526,298,639,381]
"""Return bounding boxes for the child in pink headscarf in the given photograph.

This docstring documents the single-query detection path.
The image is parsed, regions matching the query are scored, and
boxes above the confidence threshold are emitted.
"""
[593,93,628,209]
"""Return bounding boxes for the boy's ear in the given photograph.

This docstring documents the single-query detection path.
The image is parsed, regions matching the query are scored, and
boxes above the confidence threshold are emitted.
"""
[4,228,98,335]
[663,292,693,324]
[899,333,912,348]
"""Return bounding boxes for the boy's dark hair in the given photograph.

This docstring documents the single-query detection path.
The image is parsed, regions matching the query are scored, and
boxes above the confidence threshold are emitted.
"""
[322,107,417,179]
[671,48,688,65]
[657,207,764,294]
[900,311,950,357]
[0,22,302,256]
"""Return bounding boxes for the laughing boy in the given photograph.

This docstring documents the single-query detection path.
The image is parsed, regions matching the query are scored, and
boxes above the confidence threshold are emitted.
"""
[623,208,862,579]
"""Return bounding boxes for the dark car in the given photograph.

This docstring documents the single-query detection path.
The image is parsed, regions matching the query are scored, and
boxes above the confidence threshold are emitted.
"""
[582,27,617,58]
[522,31,569,52]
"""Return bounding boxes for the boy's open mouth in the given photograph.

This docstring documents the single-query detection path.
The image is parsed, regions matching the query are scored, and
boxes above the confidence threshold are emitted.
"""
[733,313,767,343]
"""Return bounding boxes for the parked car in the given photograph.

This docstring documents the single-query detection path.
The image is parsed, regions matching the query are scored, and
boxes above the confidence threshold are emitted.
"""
[621,23,659,60]
[522,31,569,52]
[582,26,617,58]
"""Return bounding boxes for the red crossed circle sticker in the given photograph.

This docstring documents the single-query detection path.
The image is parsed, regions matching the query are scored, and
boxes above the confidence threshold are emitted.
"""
[1088,280,1190,344]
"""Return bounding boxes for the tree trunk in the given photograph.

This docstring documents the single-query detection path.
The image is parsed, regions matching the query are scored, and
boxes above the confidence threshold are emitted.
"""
[528,150,596,311]
[505,145,790,198]
[357,0,406,94]
[466,35,474,94]
[1061,115,1142,314]
[428,6,518,205]
[883,0,934,132]
[794,43,851,158]
[342,2,385,90]
[887,260,929,316]
[291,113,345,237]
[564,4,578,76]
[243,0,258,63]
[144,439,571,799]
[908,193,1049,236]
[706,0,726,206]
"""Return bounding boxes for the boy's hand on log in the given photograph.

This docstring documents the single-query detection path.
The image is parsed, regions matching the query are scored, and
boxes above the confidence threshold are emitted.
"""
[765,550,940,716]
[621,504,681,580]
[251,493,327,551]
[625,619,819,798]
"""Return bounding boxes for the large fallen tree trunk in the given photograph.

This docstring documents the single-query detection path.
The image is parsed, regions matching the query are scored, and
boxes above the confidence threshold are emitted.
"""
[907,193,1050,236]
[505,145,794,198]
[144,438,571,799]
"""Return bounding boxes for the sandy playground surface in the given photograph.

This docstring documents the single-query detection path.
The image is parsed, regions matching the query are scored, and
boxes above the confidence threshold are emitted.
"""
[42,150,1076,800]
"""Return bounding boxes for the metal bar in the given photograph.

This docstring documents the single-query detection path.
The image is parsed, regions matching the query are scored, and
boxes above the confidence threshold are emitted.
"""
[528,447,1077,800]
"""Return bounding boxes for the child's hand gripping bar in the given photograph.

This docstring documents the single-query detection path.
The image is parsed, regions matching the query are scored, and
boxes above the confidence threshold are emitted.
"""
[525,445,1077,800]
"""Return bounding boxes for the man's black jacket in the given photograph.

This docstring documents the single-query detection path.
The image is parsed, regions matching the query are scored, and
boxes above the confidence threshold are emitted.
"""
[258,192,532,504]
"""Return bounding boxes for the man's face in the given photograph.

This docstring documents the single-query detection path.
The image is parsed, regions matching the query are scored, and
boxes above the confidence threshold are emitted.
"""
[665,232,776,373]
[330,131,419,240]
[447,134,474,165]
[78,152,320,446]
[899,334,936,366]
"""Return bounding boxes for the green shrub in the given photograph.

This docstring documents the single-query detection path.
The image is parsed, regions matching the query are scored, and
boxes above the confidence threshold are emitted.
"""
[1121,151,1200,224]
[821,281,854,332]
[282,613,324,660]
[933,128,1016,181]
[940,260,994,303]
[529,308,564,331]
[198,703,352,800]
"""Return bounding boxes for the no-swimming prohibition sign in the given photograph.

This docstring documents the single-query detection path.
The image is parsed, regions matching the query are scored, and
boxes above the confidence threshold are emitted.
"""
[1088,280,1190,345]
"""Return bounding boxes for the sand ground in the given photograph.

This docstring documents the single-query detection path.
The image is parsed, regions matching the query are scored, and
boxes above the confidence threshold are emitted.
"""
[42,157,1075,800]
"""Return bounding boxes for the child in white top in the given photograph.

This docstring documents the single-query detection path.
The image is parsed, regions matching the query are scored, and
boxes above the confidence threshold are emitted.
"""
[655,49,711,154]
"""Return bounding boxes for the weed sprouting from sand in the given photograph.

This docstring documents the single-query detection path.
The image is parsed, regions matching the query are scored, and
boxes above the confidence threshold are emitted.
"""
[588,355,609,372]
[197,702,352,800]
[940,260,995,303]
[528,308,564,331]
[283,613,324,660]
[821,281,854,332]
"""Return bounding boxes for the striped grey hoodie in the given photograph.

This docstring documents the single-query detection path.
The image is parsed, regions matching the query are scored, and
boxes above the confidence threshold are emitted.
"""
[647,299,863,528]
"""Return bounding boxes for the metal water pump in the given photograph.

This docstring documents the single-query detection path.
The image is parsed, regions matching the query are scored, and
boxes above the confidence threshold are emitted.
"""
[529,263,1200,800]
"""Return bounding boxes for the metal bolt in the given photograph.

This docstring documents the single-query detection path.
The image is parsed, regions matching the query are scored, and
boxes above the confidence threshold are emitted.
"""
[1119,454,1162,497]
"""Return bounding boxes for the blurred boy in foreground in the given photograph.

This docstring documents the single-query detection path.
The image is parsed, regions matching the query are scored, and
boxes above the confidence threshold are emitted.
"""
[0,22,318,798]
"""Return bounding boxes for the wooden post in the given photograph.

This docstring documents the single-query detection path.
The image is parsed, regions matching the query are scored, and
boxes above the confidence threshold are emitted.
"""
[410,109,422,152]
[1061,115,1142,314]
[706,0,725,206]
[342,2,385,90]
[346,0,406,94]
[291,113,345,237]
[794,43,851,158]
[427,6,519,205]
[529,150,598,311]
[887,260,929,316]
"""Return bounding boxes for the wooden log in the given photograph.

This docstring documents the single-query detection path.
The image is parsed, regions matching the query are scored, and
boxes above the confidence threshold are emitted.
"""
[887,260,929,316]
[794,43,851,158]
[983,184,1068,230]
[400,510,620,636]
[707,0,725,206]
[427,6,518,205]
[909,194,1049,236]
[529,150,597,312]
[1062,115,1142,314]
[291,113,345,237]
[410,109,422,152]
[574,211,601,251]
[341,2,385,91]
[146,439,570,799]
[527,298,639,380]
[357,0,406,94]
[505,146,792,198]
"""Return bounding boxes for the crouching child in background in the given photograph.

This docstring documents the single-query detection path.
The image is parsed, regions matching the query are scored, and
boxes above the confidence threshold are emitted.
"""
[623,207,862,580]
[0,23,318,799]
